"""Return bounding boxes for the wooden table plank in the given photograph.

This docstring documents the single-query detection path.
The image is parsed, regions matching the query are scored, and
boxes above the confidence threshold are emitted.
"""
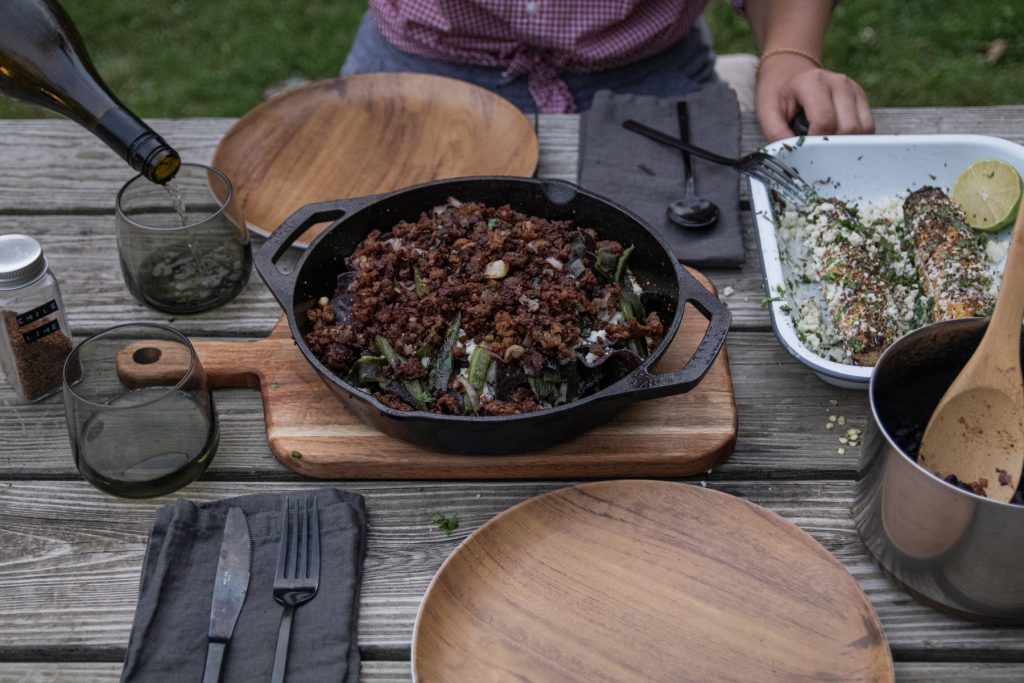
[0,331,870,479]
[2,106,1023,213]
[2,480,1022,661]
[5,661,1024,683]
[0,661,411,682]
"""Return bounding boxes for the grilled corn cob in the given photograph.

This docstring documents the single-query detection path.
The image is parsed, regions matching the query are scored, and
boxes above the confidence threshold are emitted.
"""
[805,201,922,365]
[904,187,995,320]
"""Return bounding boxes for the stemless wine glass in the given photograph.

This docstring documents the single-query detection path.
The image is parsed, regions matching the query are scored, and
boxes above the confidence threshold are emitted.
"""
[116,163,251,314]
[62,323,218,498]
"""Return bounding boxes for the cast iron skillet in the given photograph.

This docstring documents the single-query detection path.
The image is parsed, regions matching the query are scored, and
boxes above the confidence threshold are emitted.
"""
[254,177,730,454]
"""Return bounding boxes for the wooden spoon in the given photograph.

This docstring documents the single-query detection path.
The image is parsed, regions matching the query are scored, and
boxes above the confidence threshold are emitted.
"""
[918,202,1024,502]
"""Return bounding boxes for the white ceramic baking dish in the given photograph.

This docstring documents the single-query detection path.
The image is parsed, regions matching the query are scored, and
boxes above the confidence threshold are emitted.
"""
[750,134,1024,389]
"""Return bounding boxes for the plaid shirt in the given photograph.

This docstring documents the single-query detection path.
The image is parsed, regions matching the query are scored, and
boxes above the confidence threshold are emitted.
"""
[368,0,713,113]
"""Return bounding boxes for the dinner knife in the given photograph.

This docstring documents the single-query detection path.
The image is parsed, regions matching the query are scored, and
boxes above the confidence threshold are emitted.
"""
[202,507,253,683]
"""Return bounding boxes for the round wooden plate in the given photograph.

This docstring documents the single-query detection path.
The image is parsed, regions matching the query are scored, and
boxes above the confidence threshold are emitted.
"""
[211,73,538,244]
[412,480,893,683]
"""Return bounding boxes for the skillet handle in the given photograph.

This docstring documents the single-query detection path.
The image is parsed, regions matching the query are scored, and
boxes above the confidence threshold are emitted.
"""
[620,273,731,401]
[253,197,374,308]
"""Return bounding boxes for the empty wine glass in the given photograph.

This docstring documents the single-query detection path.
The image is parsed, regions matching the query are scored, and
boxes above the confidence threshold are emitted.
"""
[62,322,218,497]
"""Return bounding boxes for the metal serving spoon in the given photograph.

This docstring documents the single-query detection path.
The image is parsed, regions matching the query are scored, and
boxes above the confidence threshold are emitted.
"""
[668,101,719,230]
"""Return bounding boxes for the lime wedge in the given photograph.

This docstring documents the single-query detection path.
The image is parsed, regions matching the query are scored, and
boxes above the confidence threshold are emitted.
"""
[951,158,1022,232]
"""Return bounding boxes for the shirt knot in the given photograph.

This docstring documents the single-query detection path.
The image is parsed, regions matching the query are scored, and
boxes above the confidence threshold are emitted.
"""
[502,46,577,114]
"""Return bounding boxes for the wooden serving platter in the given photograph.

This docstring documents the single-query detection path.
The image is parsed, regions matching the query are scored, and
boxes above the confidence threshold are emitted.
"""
[413,480,894,682]
[120,270,735,479]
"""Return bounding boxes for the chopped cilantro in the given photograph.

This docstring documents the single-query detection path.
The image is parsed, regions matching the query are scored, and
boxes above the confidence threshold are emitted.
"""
[290,450,303,459]
[431,513,459,535]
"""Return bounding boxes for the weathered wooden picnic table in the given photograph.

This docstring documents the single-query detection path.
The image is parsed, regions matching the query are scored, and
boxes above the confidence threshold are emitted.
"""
[1,108,1024,682]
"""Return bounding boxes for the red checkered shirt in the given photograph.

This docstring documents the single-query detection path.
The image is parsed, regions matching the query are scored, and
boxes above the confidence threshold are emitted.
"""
[368,0,715,113]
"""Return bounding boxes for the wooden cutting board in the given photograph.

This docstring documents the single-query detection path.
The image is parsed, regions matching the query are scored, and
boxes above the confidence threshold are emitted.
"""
[211,73,538,243]
[413,480,894,682]
[119,270,735,479]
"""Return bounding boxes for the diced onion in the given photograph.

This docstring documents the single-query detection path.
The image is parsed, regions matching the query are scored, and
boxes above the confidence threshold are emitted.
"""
[483,260,509,279]
[518,295,539,312]
[504,344,525,361]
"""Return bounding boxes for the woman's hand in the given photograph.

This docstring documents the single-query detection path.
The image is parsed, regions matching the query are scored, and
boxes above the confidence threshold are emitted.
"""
[756,53,874,142]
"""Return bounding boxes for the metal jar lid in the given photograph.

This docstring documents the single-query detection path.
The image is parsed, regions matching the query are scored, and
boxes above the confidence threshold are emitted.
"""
[0,234,47,289]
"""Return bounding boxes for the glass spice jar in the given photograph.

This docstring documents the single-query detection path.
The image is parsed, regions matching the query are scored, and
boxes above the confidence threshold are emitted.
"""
[0,234,73,402]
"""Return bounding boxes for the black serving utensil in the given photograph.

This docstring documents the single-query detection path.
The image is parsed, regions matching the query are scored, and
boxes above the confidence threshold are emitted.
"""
[622,120,814,205]
[667,101,720,230]
[790,110,810,136]
[202,507,253,683]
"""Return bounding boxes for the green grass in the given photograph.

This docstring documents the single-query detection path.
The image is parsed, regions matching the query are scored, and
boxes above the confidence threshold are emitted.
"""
[0,0,369,118]
[0,0,1021,119]
[704,0,1024,107]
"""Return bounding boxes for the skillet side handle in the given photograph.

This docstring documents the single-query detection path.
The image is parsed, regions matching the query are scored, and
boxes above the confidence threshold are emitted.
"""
[623,275,731,401]
[253,200,355,308]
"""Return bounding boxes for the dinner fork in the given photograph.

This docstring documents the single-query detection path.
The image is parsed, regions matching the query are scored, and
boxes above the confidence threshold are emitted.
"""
[271,496,321,683]
[622,119,815,205]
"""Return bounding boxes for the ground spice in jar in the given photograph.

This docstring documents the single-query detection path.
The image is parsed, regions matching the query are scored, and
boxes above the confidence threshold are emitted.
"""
[1,309,72,401]
[0,234,73,403]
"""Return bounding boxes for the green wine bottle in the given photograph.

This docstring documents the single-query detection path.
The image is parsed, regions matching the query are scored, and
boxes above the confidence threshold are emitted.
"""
[0,0,180,183]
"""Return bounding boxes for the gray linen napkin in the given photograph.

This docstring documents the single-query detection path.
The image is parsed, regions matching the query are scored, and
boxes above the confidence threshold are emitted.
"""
[121,488,367,683]
[578,84,744,267]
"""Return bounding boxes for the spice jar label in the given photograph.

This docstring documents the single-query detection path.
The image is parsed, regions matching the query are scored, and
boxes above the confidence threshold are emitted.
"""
[22,319,61,344]
[16,299,59,326]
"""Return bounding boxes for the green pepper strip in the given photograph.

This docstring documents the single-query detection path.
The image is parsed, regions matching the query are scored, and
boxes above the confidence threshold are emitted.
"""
[527,367,564,404]
[467,344,492,394]
[613,244,634,284]
[373,335,431,411]
[351,355,387,386]
[619,289,648,359]
[594,247,619,281]
[561,362,580,402]
[527,377,555,402]
[429,314,461,393]
[413,266,425,296]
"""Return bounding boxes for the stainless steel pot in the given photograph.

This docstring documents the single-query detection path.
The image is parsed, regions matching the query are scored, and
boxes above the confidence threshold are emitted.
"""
[853,318,1024,623]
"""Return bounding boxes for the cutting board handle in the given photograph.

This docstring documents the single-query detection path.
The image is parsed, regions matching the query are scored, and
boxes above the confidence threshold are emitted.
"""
[254,196,377,309]
[116,337,284,391]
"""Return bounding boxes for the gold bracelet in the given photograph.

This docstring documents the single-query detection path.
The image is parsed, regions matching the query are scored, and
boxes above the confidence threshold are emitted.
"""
[757,48,823,77]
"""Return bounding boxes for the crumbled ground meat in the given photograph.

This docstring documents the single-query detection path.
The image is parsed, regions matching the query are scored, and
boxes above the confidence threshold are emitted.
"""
[969,478,989,497]
[997,468,1012,487]
[374,392,413,412]
[305,198,662,414]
